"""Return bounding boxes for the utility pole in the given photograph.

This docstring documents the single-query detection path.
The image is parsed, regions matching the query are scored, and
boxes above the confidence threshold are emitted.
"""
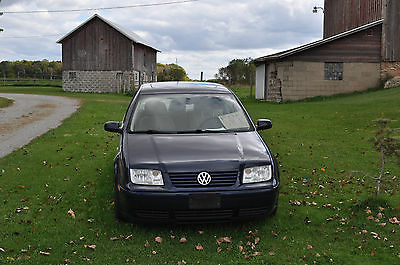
[0,0,3,32]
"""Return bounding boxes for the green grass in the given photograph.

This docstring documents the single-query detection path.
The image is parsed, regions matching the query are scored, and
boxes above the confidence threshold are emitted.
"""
[0,85,399,264]
[0,97,14,108]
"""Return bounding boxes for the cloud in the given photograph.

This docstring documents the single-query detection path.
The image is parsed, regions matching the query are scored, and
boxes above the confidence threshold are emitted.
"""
[0,0,325,79]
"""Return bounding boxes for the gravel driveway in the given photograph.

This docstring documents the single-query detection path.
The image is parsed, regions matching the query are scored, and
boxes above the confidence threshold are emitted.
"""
[0,93,81,158]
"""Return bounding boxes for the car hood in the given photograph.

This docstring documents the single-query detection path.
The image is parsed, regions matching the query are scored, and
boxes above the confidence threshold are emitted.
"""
[124,132,271,172]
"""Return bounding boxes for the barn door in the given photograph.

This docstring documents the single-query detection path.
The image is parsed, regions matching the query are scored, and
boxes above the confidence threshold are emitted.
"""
[264,64,269,100]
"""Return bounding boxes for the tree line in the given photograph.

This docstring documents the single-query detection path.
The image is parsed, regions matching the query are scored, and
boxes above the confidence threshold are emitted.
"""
[214,58,256,86]
[0,60,62,79]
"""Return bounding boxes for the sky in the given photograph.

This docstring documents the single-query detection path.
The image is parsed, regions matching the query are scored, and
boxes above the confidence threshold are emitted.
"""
[0,0,325,80]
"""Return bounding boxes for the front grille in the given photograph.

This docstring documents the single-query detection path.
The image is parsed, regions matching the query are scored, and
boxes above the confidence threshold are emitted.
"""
[169,171,238,188]
[135,210,169,220]
[238,207,269,217]
[174,209,234,221]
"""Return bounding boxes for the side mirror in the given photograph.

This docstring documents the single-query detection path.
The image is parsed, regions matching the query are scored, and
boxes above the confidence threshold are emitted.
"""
[104,121,122,133]
[256,119,272,131]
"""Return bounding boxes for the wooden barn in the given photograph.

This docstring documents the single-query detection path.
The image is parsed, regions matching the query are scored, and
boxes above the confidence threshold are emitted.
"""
[57,14,160,93]
[254,0,400,102]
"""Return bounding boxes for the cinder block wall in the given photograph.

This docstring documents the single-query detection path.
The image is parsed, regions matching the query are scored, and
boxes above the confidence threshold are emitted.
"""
[277,61,381,101]
[62,70,144,93]
[381,62,400,78]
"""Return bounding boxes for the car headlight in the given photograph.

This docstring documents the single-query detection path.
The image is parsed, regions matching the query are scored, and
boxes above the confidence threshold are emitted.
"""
[243,165,272,184]
[130,169,164,186]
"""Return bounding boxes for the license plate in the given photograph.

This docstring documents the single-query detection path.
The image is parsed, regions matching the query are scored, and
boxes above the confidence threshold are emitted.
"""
[189,193,221,209]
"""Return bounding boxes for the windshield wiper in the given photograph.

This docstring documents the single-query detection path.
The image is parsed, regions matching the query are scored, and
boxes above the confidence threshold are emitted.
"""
[133,130,177,134]
[177,129,231,134]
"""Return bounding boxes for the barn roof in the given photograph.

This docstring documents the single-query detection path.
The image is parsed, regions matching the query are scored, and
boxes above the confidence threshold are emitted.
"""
[254,19,383,63]
[57,14,160,52]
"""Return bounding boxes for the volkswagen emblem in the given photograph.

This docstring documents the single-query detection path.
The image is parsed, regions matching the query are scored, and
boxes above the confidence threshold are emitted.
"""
[197,172,211,186]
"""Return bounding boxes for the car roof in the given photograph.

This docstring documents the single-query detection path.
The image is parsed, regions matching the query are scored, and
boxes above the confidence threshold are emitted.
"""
[139,81,231,94]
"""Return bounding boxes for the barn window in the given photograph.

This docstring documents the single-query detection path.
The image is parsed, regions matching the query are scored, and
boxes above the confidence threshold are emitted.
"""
[69,72,76,80]
[324,62,343,80]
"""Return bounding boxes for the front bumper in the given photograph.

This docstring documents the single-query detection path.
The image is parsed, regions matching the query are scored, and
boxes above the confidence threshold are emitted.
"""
[116,186,279,223]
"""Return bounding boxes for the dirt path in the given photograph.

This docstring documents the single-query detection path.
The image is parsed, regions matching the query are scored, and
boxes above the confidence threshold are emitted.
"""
[0,93,81,158]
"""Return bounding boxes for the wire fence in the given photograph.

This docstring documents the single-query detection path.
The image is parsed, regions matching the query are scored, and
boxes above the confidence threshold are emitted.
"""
[1,77,62,87]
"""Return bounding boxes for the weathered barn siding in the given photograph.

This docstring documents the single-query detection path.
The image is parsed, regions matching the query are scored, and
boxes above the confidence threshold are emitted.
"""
[382,0,400,61]
[134,44,157,81]
[324,0,383,38]
[61,17,132,71]
[291,24,382,62]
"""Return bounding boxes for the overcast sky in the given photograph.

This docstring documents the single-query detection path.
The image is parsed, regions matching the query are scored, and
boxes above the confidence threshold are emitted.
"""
[0,0,325,79]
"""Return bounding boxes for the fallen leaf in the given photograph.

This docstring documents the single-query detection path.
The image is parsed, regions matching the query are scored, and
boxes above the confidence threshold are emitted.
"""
[68,209,75,219]
[254,237,260,244]
[253,251,261,256]
[223,237,232,243]
[268,251,274,256]
[238,245,244,252]
[125,234,133,240]
[195,243,203,250]
[145,240,150,247]
[198,230,204,235]
[217,247,222,253]
[84,244,96,250]
[155,237,163,243]
[0,248,5,252]
[152,250,157,254]
[307,245,313,250]
[110,237,119,241]
[18,185,25,189]
[179,237,187,243]
[39,251,50,255]
[217,237,232,245]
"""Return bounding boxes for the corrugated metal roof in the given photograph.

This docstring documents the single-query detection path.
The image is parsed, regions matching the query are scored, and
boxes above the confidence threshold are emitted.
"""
[254,19,383,63]
[57,14,160,52]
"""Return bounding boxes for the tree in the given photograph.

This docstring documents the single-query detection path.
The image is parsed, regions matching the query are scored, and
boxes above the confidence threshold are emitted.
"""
[215,58,255,86]
[370,118,400,198]
[157,63,189,81]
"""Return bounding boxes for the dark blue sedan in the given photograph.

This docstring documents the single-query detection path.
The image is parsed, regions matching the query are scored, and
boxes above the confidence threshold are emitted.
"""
[104,82,279,223]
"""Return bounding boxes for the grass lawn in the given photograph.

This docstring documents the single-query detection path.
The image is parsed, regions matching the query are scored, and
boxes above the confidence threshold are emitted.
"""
[0,85,399,264]
[0,97,14,108]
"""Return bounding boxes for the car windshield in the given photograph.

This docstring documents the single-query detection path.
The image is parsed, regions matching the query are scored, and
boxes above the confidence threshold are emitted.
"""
[129,93,252,133]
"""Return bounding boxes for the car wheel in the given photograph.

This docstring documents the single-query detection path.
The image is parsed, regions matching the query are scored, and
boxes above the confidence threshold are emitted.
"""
[114,184,126,221]
[113,162,126,222]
